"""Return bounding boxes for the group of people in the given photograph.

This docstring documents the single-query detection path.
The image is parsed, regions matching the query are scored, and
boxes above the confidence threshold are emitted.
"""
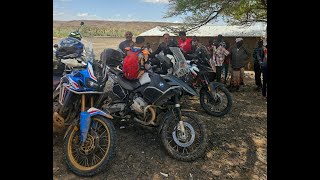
[117,31,267,98]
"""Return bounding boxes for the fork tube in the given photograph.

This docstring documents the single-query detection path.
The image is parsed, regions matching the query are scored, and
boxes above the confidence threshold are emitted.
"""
[81,94,86,112]
[174,95,185,133]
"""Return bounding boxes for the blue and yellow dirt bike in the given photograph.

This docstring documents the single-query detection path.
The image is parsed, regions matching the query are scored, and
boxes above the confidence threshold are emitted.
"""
[53,46,116,176]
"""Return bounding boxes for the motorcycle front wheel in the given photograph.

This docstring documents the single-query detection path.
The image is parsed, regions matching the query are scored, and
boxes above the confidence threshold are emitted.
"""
[200,85,232,117]
[161,112,208,161]
[63,116,116,177]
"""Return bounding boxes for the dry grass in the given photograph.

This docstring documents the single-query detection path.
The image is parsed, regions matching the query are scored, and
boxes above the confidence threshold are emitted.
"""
[53,20,179,38]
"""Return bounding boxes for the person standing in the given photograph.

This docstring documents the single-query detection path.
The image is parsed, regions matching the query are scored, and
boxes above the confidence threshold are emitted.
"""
[118,31,135,55]
[261,44,267,99]
[221,41,231,84]
[230,37,250,90]
[149,33,176,58]
[178,31,193,54]
[215,41,229,82]
[206,38,214,58]
[252,39,264,90]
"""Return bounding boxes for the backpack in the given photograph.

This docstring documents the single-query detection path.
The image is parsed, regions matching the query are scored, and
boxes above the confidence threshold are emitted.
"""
[122,52,140,80]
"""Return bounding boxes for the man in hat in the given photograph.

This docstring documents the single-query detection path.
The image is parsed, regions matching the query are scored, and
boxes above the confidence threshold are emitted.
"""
[230,37,250,90]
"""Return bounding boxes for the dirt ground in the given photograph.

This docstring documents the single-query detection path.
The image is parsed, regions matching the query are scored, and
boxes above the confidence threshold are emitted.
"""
[52,37,267,180]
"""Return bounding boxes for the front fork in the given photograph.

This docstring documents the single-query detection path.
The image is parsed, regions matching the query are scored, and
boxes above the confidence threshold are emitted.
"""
[79,94,93,145]
[174,95,186,136]
[78,94,113,144]
[207,81,225,100]
[208,82,217,99]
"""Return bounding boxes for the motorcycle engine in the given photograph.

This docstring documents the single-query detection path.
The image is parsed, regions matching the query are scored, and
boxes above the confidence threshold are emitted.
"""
[131,96,148,113]
[103,103,126,114]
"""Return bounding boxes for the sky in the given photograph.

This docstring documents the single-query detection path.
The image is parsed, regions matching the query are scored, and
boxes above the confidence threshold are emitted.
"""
[53,0,227,24]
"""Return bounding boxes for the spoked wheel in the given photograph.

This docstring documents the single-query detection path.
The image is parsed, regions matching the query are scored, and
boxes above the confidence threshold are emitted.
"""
[161,112,208,161]
[200,85,232,117]
[63,116,116,177]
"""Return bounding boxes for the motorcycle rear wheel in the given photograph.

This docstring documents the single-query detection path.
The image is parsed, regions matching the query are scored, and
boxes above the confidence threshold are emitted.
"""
[161,112,208,161]
[63,116,116,177]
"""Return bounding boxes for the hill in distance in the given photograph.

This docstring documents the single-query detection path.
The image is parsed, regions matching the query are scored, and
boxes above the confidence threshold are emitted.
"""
[53,20,181,37]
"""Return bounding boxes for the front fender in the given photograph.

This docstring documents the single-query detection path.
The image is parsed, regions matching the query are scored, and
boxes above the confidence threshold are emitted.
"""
[63,108,113,143]
[208,81,224,91]
[79,108,113,143]
[87,107,113,119]
[201,82,225,98]
[201,81,224,92]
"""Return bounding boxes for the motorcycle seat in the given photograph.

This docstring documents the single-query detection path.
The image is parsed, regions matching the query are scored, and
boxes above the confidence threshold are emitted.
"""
[109,67,122,76]
[117,75,141,91]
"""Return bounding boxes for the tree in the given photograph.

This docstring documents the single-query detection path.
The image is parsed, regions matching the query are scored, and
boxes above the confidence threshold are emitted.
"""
[162,0,267,33]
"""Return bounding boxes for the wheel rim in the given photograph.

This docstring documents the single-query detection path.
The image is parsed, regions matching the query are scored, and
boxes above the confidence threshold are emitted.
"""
[172,122,195,147]
[67,118,111,171]
[165,115,202,155]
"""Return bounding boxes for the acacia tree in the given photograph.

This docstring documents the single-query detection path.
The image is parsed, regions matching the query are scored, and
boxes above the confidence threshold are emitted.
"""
[162,0,267,33]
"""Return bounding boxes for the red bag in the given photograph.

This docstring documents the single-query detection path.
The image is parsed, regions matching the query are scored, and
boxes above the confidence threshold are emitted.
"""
[122,52,140,80]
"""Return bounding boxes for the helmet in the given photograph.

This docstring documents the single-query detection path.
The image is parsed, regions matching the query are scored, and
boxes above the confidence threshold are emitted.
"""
[68,31,82,40]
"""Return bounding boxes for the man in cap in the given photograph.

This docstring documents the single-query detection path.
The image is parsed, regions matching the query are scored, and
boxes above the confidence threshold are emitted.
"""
[230,37,250,90]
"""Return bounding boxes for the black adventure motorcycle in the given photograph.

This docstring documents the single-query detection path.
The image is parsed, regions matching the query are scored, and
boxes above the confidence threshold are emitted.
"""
[95,49,208,161]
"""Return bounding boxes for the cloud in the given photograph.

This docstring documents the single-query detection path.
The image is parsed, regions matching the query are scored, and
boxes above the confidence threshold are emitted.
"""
[74,13,104,20]
[142,0,169,4]
[77,13,89,17]
[53,11,64,16]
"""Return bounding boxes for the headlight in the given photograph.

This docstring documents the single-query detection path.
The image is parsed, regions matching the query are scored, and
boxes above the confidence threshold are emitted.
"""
[85,79,98,89]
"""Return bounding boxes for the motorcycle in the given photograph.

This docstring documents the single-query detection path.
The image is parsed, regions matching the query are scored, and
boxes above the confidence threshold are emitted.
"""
[53,22,92,88]
[151,46,232,117]
[53,39,116,177]
[53,21,97,99]
[96,50,208,161]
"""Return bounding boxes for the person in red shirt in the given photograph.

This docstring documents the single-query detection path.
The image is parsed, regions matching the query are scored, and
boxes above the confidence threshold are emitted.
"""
[178,31,193,54]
